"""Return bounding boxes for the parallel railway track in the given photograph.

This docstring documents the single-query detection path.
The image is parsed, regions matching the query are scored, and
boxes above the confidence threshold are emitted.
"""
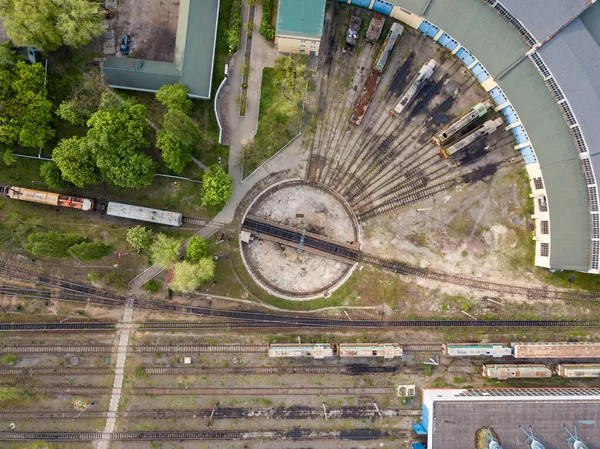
[0,322,115,331]
[141,364,407,376]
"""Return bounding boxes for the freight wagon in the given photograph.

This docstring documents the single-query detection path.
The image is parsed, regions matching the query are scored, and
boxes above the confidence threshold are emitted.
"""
[440,117,503,159]
[338,343,403,359]
[268,344,334,359]
[432,100,492,146]
[482,364,552,380]
[365,14,385,42]
[443,343,512,358]
[3,186,94,211]
[556,364,600,378]
[511,342,600,359]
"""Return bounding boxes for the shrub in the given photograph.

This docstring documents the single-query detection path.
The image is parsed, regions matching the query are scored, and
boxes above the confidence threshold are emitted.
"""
[67,240,112,261]
[25,231,85,258]
[260,0,275,40]
[87,270,101,283]
[227,0,242,51]
[144,279,161,293]
[106,269,126,288]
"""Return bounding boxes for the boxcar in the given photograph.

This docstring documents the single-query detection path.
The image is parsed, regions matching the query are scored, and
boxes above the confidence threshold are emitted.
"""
[557,364,600,378]
[268,344,334,359]
[511,342,600,359]
[482,364,551,380]
[443,343,512,358]
[338,343,403,359]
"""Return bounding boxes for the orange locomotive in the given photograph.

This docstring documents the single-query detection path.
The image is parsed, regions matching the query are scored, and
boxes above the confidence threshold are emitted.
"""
[3,186,95,211]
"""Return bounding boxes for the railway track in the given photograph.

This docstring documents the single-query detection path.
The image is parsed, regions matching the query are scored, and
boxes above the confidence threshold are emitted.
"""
[0,322,116,331]
[141,364,406,376]
[134,344,268,354]
[0,345,114,354]
[0,367,113,377]
[0,429,410,441]
[0,406,420,420]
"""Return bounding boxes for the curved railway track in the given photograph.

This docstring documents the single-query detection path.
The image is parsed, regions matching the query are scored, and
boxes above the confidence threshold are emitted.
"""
[0,429,410,441]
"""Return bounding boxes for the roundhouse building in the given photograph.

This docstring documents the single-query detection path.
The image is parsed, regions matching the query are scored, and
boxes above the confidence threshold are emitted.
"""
[336,0,600,274]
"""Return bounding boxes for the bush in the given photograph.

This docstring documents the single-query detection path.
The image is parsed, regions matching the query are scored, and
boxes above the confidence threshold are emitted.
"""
[126,226,154,250]
[143,279,161,293]
[26,231,86,258]
[260,0,275,40]
[1,354,16,366]
[40,161,71,189]
[106,269,125,288]
[67,240,112,261]
[87,270,100,283]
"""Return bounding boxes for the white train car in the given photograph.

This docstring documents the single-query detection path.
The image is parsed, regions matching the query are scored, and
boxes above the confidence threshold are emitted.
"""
[440,117,503,158]
[338,343,403,359]
[443,343,512,358]
[557,364,600,378]
[391,59,437,117]
[106,202,183,227]
[482,364,551,380]
[268,344,334,359]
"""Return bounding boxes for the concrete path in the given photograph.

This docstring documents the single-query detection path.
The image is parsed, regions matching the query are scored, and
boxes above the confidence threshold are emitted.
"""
[97,301,133,449]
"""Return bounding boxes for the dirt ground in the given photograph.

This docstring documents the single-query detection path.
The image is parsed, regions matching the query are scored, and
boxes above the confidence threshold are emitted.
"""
[107,0,180,61]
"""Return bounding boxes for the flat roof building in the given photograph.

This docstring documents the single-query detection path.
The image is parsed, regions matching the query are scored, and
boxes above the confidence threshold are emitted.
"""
[103,0,220,99]
[275,0,326,55]
[420,388,600,448]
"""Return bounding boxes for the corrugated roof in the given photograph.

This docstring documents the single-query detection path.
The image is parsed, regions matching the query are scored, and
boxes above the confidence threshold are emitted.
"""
[499,58,590,270]
[103,57,181,92]
[276,0,326,39]
[180,0,219,98]
[422,0,528,78]
[580,2,600,44]
[499,0,590,42]
[538,17,600,177]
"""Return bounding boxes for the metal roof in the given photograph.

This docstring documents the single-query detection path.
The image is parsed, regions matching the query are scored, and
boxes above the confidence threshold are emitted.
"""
[422,0,528,78]
[499,57,590,270]
[103,58,181,93]
[276,0,327,39]
[102,0,219,99]
[538,17,600,175]
[106,202,183,226]
[499,0,591,42]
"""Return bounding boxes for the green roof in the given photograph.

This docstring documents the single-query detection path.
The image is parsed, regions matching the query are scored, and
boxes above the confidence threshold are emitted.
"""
[276,0,326,39]
[103,0,219,99]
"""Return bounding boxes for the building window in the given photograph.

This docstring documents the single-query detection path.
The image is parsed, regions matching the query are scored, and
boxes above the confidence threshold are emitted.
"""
[592,214,599,239]
[540,242,549,257]
[538,197,548,212]
[540,221,549,235]
[300,40,306,43]
[592,241,599,270]
[299,49,305,54]
[311,41,316,44]
[533,177,544,190]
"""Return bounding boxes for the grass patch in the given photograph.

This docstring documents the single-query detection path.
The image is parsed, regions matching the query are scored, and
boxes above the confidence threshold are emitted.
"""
[241,67,303,175]
[543,270,600,292]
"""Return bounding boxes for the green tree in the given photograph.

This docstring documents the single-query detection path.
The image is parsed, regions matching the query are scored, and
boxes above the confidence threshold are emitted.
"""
[273,55,309,103]
[202,164,233,207]
[163,110,203,148]
[155,84,192,114]
[126,226,154,250]
[0,42,18,68]
[185,236,208,263]
[0,0,104,51]
[156,130,191,175]
[40,161,71,189]
[2,148,16,166]
[52,137,100,187]
[56,72,106,126]
[0,61,54,148]
[25,231,85,258]
[67,240,112,261]
[149,233,182,269]
[169,259,215,292]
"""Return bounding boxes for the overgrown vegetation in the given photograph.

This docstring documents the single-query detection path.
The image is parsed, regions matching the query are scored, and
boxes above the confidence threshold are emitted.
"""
[259,0,276,40]
[25,230,111,261]
[226,0,243,51]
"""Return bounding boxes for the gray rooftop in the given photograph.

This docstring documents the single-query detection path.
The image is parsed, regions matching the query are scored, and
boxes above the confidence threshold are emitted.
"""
[103,58,181,93]
[499,0,590,43]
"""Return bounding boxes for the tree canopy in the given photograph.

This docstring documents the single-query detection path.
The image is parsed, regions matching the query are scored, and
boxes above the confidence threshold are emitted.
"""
[56,72,106,126]
[202,164,233,207]
[0,0,105,51]
[156,84,192,114]
[25,231,85,258]
[67,240,112,261]
[0,61,54,149]
[149,233,182,269]
[126,226,154,250]
[273,55,309,103]
[52,137,100,187]
[156,110,202,175]
[40,161,71,189]
[185,236,208,263]
[169,259,215,292]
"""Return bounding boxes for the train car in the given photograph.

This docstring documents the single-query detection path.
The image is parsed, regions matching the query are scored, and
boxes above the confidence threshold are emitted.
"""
[373,23,403,72]
[391,59,437,117]
[482,364,551,380]
[511,342,600,359]
[349,71,381,125]
[432,100,493,146]
[106,202,183,227]
[365,14,385,42]
[3,186,94,211]
[343,16,362,54]
[443,343,512,358]
[557,364,600,378]
[440,117,503,159]
[268,344,334,359]
[338,343,403,359]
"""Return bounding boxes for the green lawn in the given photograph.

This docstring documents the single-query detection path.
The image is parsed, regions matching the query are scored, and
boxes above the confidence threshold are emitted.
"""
[241,67,303,176]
